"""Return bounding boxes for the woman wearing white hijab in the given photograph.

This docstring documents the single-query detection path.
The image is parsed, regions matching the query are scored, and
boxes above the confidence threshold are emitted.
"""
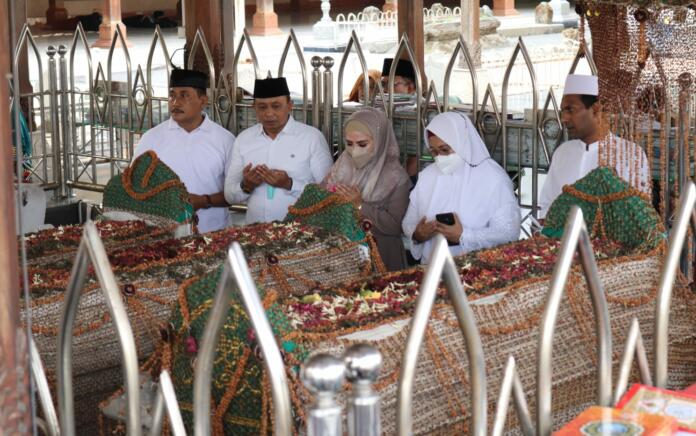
[402,112,520,264]
[323,108,412,270]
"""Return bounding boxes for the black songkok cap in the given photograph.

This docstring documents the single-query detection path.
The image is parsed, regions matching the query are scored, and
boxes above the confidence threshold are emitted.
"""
[170,68,208,90]
[253,77,290,99]
[381,58,416,82]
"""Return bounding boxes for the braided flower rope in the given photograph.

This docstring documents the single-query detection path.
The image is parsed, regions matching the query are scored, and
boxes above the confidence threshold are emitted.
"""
[286,194,351,216]
[562,181,653,239]
[562,178,652,204]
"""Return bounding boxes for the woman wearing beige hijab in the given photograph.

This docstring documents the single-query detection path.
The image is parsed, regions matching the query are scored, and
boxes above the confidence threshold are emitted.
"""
[323,108,412,271]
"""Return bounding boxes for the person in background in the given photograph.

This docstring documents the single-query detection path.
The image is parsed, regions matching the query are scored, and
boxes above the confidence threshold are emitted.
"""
[132,68,235,233]
[11,106,32,182]
[224,77,333,223]
[323,108,411,271]
[538,74,651,218]
[380,58,417,95]
[402,112,520,264]
[347,70,382,103]
[381,58,423,183]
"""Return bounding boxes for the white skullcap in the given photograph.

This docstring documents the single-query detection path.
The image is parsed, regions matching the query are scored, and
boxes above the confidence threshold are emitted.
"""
[563,74,598,96]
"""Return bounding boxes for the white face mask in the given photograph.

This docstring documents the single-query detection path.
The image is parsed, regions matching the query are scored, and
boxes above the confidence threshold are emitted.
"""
[434,153,463,175]
[347,146,374,169]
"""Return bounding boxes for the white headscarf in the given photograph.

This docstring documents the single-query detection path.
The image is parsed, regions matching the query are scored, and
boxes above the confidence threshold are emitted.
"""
[403,112,515,261]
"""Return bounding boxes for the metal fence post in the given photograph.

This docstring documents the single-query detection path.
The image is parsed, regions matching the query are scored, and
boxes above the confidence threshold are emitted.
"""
[47,46,64,199]
[311,56,323,131]
[302,353,344,436]
[322,57,334,148]
[344,344,381,436]
[58,45,72,198]
[677,73,693,279]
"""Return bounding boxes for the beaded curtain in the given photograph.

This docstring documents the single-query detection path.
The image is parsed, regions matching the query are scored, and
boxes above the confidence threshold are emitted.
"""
[580,1,696,220]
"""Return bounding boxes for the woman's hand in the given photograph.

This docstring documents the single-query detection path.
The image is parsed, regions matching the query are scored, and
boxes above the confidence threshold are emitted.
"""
[435,213,463,245]
[335,184,362,208]
[413,217,438,243]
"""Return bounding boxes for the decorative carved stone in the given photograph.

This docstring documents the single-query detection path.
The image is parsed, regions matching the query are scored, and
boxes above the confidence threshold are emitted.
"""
[362,5,381,20]
[535,2,554,24]
[562,27,579,40]
[481,5,494,17]
[430,2,445,14]
[424,8,499,42]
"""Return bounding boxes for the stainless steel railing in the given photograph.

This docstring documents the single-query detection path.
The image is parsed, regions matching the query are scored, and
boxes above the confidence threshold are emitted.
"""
[491,356,533,436]
[302,353,345,436]
[613,318,651,405]
[537,206,612,434]
[36,187,696,434]
[149,370,187,436]
[12,23,687,207]
[56,221,141,435]
[29,336,61,436]
[396,234,486,436]
[344,344,382,436]
[192,243,292,435]
[655,181,696,388]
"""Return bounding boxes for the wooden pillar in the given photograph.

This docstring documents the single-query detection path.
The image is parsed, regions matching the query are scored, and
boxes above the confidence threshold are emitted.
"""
[250,0,282,36]
[11,0,32,122]
[461,0,481,65]
[46,0,68,27]
[222,0,245,81]
[397,0,425,88]
[493,0,518,16]
[184,0,225,74]
[92,0,132,48]
[0,0,24,399]
[383,0,397,12]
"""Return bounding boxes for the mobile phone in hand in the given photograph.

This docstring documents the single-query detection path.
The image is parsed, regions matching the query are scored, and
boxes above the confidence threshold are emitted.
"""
[435,212,455,226]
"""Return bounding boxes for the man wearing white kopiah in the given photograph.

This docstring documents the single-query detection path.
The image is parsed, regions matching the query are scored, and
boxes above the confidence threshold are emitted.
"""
[132,68,235,233]
[539,74,651,218]
[402,112,520,264]
[224,77,333,223]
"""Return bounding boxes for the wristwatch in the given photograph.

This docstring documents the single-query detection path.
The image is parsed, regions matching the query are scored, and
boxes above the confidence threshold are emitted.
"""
[204,194,212,209]
[241,181,252,194]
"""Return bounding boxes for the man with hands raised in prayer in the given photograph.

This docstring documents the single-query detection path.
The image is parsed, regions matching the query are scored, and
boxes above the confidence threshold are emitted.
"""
[225,77,333,223]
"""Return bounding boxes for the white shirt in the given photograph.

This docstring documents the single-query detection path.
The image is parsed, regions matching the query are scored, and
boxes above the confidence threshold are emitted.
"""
[401,112,520,264]
[402,166,520,263]
[224,116,333,224]
[539,134,651,218]
[132,115,236,233]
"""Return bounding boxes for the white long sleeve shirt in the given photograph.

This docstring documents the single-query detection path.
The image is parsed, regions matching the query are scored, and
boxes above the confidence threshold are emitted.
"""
[539,134,651,218]
[401,165,521,264]
[132,115,235,233]
[224,116,333,224]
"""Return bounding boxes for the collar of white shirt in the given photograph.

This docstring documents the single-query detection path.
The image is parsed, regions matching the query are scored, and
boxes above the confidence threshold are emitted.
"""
[257,115,298,139]
[167,113,212,132]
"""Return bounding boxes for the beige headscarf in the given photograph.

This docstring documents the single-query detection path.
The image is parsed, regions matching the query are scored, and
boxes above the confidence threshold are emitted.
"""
[322,108,410,202]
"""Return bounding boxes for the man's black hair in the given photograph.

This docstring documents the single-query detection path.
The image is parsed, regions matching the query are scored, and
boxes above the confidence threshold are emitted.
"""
[579,94,598,109]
